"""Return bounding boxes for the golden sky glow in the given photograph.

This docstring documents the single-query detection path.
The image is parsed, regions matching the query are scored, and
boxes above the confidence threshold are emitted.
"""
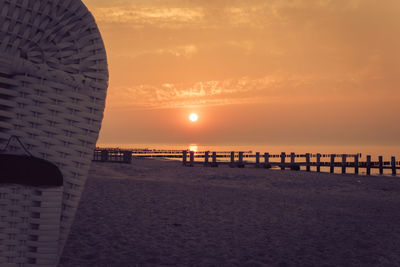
[83,0,400,146]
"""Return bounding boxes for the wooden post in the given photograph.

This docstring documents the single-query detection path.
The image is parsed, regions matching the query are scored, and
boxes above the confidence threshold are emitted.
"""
[204,151,209,166]
[255,152,260,168]
[211,152,218,167]
[306,153,310,171]
[182,150,187,166]
[238,152,244,168]
[392,156,397,176]
[342,154,347,174]
[230,151,235,167]
[316,153,321,172]
[366,155,371,175]
[330,154,335,173]
[101,150,108,162]
[379,156,383,175]
[354,154,359,175]
[123,151,132,163]
[280,152,286,170]
[290,152,295,168]
[290,152,299,170]
[264,153,271,168]
[189,151,194,167]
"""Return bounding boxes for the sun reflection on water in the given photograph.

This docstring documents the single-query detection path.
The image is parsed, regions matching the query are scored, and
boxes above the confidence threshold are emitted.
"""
[189,144,198,152]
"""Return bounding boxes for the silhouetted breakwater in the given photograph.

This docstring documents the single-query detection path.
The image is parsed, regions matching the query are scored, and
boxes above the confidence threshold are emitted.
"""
[93,149,132,163]
[93,148,399,176]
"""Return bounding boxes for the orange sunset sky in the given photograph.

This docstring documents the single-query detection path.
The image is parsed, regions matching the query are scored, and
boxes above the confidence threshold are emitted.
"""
[83,0,400,147]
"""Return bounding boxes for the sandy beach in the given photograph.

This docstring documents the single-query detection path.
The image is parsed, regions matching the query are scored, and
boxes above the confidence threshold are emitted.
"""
[59,159,400,267]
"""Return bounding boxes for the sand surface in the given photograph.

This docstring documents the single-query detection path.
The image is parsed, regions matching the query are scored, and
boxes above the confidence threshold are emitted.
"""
[59,159,400,266]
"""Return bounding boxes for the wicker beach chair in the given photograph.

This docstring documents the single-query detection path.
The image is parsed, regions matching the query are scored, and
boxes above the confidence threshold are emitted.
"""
[0,0,108,265]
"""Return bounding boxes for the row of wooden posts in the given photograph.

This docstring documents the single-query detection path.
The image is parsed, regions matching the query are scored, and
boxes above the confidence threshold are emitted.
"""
[92,148,399,176]
[182,151,399,176]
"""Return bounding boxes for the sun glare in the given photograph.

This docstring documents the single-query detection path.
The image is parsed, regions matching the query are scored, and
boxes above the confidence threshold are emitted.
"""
[189,113,198,122]
[189,144,198,152]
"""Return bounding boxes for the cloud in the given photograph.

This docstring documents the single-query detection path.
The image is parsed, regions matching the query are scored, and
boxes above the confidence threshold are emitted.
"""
[89,6,204,27]
[88,0,400,109]
[157,45,198,58]
[106,72,383,110]
[86,1,276,29]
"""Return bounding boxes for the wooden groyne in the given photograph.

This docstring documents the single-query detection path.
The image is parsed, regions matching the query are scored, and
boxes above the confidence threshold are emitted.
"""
[181,151,399,176]
[93,148,399,176]
[93,149,132,163]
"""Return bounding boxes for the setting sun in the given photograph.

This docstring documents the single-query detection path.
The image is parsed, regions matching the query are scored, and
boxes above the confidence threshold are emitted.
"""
[189,113,198,122]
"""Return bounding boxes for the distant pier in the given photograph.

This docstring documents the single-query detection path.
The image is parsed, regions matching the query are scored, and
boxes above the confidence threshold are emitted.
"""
[93,148,399,176]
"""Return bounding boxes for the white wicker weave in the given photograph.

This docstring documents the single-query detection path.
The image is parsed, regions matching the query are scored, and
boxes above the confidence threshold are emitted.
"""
[0,0,108,265]
[0,185,63,266]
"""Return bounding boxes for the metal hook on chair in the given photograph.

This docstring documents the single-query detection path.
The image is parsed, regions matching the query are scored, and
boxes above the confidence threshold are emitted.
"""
[1,135,33,156]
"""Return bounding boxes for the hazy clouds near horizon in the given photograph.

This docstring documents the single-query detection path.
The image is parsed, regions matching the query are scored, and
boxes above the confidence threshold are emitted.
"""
[83,0,400,146]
